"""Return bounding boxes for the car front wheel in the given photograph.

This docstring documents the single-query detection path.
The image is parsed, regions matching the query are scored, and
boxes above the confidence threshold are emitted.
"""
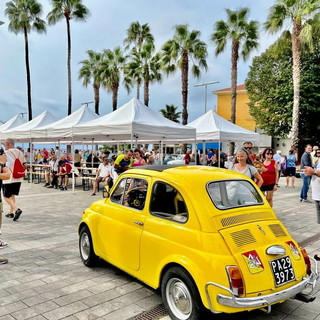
[79,225,98,267]
[161,267,204,320]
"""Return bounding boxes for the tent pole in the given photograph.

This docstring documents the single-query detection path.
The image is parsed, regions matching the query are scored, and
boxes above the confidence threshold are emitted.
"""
[218,138,221,168]
[91,138,94,168]
[72,128,75,195]
[160,141,163,165]
[29,136,33,188]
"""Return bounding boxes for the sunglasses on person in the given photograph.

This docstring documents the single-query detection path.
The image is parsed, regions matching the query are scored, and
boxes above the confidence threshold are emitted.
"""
[266,152,273,155]
[244,147,252,150]
[316,151,320,154]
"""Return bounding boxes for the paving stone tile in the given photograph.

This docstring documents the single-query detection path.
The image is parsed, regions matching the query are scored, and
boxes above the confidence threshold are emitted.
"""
[42,301,88,320]
[101,304,144,320]
[53,289,94,307]
[74,301,118,319]
[135,294,163,310]
[0,301,28,317]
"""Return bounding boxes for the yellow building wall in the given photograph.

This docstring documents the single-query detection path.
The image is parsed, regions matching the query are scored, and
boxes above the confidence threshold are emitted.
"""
[214,90,257,131]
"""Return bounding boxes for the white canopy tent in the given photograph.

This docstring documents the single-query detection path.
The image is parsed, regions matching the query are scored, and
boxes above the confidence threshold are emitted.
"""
[72,97,196,143]
[30,105,99,142]
[1,111,59,141]
[188,110,260,142]
[0,114,27,140]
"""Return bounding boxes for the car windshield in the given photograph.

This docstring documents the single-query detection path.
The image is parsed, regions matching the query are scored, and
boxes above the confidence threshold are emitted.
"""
[207,180,263,210]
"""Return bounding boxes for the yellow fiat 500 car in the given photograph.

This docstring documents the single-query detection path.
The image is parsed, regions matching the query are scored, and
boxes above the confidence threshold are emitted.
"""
[79,166,319,320]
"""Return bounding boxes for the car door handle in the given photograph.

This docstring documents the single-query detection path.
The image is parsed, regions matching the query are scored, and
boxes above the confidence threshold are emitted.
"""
[133,220,144,226]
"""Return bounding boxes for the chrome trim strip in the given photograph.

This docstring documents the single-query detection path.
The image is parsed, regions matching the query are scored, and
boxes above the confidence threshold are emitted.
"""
[205,258,319,313]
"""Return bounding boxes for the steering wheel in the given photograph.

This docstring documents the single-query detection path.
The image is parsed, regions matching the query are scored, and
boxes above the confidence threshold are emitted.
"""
[126,188,146,209]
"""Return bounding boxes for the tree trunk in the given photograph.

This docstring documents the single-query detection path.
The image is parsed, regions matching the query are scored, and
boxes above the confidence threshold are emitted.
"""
[24,27,32,120]
[144,65,149,106]
[181,50,189,125]
[229,40,239,156]
[137,83,140,100]
[112,82,119,111]
[93,82,100,115]
[290,21,301,149]
[66,17,72,115]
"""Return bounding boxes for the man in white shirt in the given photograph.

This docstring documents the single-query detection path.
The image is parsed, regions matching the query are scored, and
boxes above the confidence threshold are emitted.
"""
[91,156,114,196]
[3,138,26,221]
[45,155,60,188]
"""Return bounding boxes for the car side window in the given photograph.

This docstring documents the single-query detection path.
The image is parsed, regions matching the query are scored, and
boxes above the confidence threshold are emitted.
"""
[111,177,148,210]
[150,182,188,223]
[110,178,126,204]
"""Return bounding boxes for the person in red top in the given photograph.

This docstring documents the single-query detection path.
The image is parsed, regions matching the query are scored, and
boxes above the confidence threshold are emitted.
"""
[42,148,49,163]
[185,150,192,165]
[260,148,279,207]
[57,160,72,191]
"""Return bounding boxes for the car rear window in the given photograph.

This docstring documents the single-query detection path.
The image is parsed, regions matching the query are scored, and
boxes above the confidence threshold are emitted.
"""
[207,180,264,210]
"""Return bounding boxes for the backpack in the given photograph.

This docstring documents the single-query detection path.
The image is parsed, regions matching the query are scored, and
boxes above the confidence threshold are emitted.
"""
[9,150,25,178]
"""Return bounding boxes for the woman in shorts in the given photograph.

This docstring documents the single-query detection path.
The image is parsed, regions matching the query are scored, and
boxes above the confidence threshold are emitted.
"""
[284,149,297,188]
[260,148,278,207]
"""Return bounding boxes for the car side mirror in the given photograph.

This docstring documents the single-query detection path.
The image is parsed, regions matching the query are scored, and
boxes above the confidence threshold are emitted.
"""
[103,187,110,199]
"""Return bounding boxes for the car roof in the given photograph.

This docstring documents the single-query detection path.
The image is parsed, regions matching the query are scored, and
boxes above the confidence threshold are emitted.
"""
[126,165,248,185]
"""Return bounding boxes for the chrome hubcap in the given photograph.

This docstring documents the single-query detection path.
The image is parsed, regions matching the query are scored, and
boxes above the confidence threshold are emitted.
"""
[80,232,90,260]
[166,278,192,319]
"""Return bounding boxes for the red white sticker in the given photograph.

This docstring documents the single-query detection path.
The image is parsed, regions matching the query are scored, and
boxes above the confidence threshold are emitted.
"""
[242,250,264,274]
[286,241,301,260]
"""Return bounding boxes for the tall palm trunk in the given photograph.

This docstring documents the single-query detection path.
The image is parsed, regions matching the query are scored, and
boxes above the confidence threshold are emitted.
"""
[24,27,32,120]
[290,20,301,149]
[144,65,149,106]
[181,50,189,125]
[136,84,140,100]
[93,82,100,115]
[229,40,239,155]
[112,82,119,111]
[66,15,72,115]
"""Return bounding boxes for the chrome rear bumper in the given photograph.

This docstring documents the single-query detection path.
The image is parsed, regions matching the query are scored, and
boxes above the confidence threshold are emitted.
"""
[205,257,319,313]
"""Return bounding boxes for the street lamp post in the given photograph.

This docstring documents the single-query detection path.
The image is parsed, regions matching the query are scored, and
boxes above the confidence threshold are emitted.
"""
[194,81,219,113]
[81,101,94,107]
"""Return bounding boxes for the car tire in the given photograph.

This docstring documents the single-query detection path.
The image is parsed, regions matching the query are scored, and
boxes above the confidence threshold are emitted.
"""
[79,225,98,267]
[161,267,204,320]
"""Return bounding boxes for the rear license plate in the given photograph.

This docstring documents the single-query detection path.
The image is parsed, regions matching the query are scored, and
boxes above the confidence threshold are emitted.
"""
[270,256,295,286]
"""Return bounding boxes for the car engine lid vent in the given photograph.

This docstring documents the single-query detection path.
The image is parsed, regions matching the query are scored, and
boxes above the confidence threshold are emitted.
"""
[221,212,274,227]
[268,223,287,237]
[230,229,256,247]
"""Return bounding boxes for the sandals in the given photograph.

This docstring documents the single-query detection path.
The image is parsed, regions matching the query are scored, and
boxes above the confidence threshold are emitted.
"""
[314,254,320,261]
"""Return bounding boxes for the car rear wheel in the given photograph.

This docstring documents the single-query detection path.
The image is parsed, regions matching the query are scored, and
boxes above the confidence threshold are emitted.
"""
[79,226,98,267]
[161,267,203,320]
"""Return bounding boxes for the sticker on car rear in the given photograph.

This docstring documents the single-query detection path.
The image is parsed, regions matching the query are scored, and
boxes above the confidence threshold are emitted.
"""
[270,256,295,286]
[286,241,301,260]
[242,250,264,274]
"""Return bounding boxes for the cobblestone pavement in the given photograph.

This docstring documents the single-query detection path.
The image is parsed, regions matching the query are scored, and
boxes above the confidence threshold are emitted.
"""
[0,176,319,320]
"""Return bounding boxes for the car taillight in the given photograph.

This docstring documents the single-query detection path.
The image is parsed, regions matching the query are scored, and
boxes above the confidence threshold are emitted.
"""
[226,266,244,296]
[300,247,311,276]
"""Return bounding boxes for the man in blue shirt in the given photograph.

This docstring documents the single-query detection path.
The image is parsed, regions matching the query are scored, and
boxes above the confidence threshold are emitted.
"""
[300,144,313,202]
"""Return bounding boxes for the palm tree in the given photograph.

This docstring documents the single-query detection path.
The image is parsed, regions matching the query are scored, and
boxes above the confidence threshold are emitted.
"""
[126,43,162,106]
[124,22,154,99]
[160,104,182,123]
[265,0,320,149]
[47,0,90,115]
[5,0,46,120]
[79,50,104,115]
[211,8,259,155]
[100,47,127,111]
[161,24,208,125]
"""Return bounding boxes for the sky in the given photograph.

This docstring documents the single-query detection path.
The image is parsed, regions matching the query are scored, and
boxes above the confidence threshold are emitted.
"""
[0,0,280,125]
